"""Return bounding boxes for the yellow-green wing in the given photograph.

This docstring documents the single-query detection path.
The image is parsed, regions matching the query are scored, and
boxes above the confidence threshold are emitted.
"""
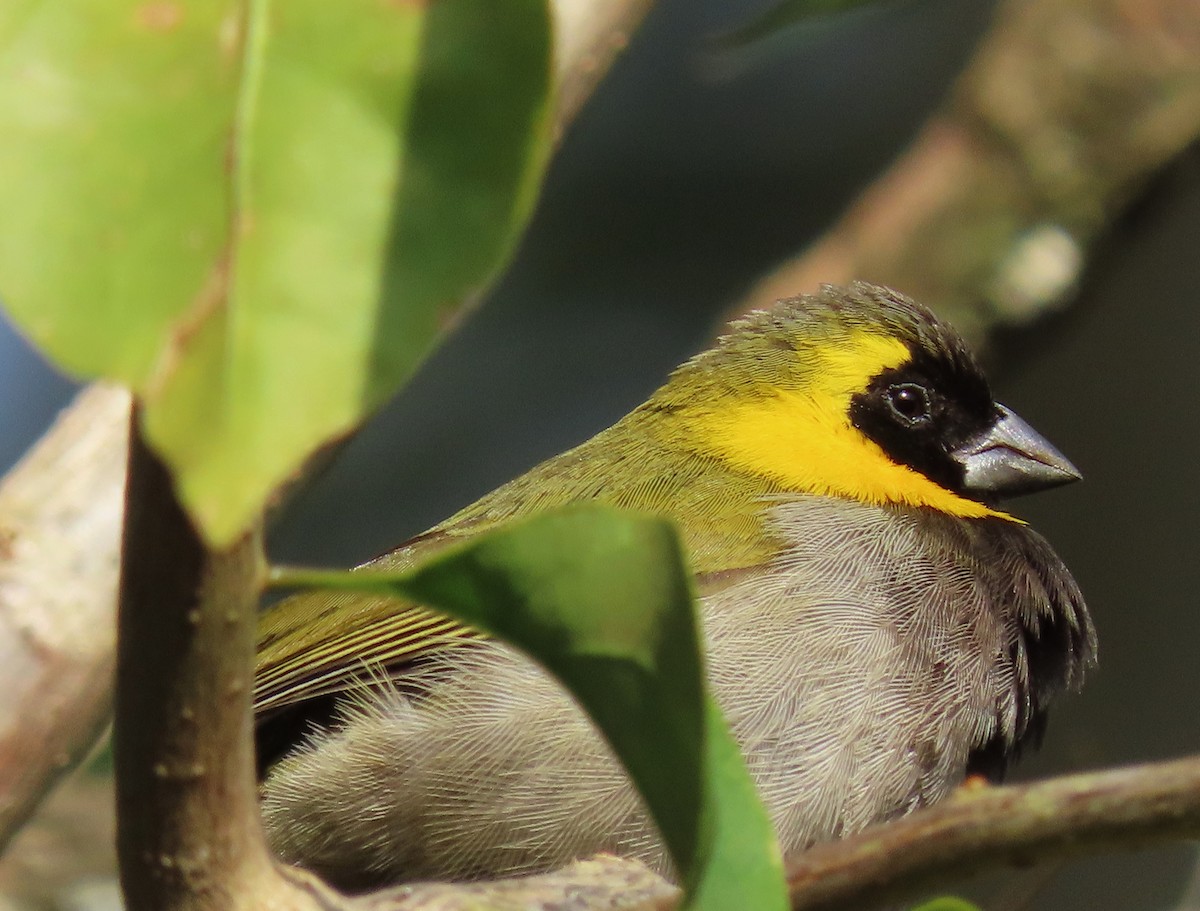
[254,528,487,718]
[255,414,780,720]
[255,600,485,717]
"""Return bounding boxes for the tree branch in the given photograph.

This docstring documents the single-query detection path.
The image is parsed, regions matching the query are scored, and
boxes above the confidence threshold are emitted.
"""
[114,415,286,910]
[551,0,657,135]
[736,0,1200,346]
[0,383,129,851]
[356,855,678,911]
[786,755,1200,910]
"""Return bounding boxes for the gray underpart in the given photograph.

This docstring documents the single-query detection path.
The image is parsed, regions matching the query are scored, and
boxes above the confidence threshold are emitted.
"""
[260,497,1091,888]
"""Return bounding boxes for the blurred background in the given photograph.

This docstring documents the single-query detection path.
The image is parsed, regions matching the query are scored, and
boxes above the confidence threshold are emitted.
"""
[2,0,1199,907]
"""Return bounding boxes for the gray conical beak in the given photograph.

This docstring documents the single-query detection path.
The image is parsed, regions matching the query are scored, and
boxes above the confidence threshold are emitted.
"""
[953,405,1081,499]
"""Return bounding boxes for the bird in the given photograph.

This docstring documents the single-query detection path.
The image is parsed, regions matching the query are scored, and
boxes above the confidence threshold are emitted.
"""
[253,282,1095,891]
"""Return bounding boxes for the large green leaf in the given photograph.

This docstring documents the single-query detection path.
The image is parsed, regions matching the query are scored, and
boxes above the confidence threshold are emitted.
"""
[0,0,553,545]
[274,506,787,910]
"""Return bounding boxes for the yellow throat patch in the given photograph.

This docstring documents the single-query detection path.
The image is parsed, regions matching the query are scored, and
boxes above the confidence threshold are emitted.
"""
[686,332,1012,521]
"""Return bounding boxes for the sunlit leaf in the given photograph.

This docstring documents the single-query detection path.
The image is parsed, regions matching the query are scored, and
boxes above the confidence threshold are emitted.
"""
[0,0,553,544]
[276,506,788,910]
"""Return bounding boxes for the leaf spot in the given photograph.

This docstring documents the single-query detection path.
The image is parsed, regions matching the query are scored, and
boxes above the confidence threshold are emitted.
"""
[134,2,184,33]
[145,252,231,397]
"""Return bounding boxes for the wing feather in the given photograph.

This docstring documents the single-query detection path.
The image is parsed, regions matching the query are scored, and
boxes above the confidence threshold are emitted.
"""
[254,526,488,718]
[255,602,484,716]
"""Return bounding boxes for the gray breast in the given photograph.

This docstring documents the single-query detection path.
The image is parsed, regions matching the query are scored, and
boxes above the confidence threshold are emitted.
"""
[704,496,1091,858]
[260,497,1092,889]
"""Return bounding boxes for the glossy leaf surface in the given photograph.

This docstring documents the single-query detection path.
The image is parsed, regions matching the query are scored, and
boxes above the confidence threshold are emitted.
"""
[277,506,788,910]
[0,0,552,544]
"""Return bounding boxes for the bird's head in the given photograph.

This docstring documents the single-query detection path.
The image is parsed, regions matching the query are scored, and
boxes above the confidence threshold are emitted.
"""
[648,283,1080,520]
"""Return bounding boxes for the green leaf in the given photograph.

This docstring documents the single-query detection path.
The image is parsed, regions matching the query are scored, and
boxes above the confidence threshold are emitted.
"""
[688,698,786,910]
[277,506,787,911]
[0,0,553,545]
[911,899,984,911]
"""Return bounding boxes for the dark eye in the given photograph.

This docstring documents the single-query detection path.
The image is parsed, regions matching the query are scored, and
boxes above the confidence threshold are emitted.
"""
[886,383,932,424]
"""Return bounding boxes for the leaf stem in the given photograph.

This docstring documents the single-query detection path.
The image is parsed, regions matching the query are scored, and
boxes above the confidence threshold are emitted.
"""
[113,413,335,910]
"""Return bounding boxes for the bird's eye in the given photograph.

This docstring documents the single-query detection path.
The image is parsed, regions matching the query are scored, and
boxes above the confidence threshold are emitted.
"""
[886,383,932,424]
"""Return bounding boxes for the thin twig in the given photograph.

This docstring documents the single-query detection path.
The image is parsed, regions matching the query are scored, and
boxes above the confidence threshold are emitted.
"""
[552,0,658,134]
[0,383,130,851]
[736,0,1200,346]
[787,756,1200,911]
